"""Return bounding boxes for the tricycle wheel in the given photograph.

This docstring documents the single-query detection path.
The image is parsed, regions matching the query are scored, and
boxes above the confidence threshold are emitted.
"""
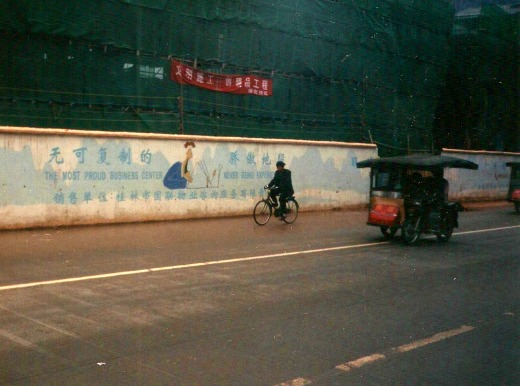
[515,201,520,214]
[402,216,420,245]
[435,215,454,242]
[380,226,398,240]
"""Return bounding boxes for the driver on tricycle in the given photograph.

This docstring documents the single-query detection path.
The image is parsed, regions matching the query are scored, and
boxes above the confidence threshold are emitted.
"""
[356,154,478,244]
[404,169,449,209]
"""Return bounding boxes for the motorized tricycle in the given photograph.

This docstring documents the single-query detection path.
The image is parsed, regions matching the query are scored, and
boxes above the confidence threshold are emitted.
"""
[506,162,520,214]
[357,154,479,244]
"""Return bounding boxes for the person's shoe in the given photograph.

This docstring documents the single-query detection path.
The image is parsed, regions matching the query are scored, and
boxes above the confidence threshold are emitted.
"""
[279,214,286,221]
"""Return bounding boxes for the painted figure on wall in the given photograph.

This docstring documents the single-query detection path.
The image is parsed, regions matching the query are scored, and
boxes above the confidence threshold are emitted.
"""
[163,141,195,189]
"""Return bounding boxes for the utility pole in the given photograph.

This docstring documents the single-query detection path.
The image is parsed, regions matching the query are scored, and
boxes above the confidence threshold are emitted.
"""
[178,82,184,134]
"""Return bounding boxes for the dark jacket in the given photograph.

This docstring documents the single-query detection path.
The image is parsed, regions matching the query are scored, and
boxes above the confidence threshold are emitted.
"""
[268,169,294,195]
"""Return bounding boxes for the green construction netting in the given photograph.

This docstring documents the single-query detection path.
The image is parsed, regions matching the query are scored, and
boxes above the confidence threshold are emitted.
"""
[0,0,456,155]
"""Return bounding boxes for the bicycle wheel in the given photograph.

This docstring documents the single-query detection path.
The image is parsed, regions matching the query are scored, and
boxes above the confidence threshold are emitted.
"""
[253,200,272,225]
[283,198,299,224]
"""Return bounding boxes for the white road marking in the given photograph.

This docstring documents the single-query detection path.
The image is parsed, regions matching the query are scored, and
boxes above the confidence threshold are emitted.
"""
[279,324,475,385]
[0,269,151,291]
[275,377,312,386]
[1,224,518,292]
[394,325,475,353]
[335,353,386,372]
[0,329,35,348]
[0,241,389,291]
[347,353,387,368]
[0,304,79,338]
[454,225,520,236]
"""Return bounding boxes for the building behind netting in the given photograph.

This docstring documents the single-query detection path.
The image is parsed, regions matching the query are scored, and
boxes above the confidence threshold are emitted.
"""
[435,2,520,152]
[2,0,456,155]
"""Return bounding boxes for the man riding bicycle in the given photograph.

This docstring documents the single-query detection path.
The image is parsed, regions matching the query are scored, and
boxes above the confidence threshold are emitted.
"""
[265,161,294,220]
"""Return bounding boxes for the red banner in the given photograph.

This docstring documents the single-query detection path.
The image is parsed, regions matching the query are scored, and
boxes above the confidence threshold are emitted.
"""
[170,60,272,97]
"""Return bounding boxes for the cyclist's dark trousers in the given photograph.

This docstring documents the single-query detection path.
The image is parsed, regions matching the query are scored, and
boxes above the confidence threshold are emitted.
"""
[269,188,280,206]
[279,194,289,214]
[269,189,289,214]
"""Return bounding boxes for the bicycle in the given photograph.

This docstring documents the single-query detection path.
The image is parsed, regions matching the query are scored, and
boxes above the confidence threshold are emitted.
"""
[253,187,299,225]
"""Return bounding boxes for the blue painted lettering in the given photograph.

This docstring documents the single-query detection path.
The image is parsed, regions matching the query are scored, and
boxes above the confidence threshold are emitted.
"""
[84,171,107,180]
[141,171,163,179]
[110,171,139,180]
[62,171,81,180]
[45,171,58,180]
[256,171,274,179]
[224,171,239,179]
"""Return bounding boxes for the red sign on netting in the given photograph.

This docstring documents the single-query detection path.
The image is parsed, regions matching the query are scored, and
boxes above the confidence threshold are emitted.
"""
[170,60,272,97]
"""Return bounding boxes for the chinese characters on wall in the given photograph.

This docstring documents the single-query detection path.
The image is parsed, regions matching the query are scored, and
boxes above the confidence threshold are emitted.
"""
[44,143,284,206]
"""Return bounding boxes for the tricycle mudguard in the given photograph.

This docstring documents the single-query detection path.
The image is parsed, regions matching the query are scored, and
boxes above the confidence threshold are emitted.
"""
[511,189,520,201]
[367,196,404,227]
[445,202,461,227]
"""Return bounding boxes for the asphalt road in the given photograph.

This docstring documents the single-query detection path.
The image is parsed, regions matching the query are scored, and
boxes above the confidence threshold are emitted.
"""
[0,204,519,385]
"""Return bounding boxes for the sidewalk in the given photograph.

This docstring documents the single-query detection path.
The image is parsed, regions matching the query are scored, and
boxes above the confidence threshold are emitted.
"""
[461,200,510,211]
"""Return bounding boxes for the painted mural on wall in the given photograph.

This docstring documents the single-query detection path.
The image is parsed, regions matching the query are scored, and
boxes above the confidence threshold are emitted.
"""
[442,150,520,200]
[0,137,275,207]
[164,141,198,189]
[2,129,517,229]
[0,129,376,228]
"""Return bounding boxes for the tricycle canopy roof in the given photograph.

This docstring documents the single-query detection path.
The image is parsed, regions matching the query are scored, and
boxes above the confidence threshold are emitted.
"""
[356,154,479,170]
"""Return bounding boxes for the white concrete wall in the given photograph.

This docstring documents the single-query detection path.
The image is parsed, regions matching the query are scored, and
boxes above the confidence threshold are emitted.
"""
[0,126,377,229]
[3,127,517,230]
[442,148,520,201]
